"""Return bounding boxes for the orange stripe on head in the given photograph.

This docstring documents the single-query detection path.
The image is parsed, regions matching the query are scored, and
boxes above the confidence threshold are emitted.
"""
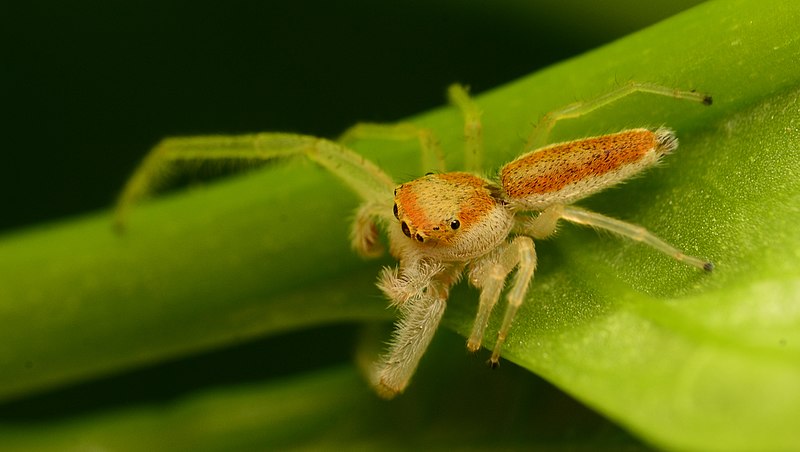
[436,174,497,228]
[394,173,501,243]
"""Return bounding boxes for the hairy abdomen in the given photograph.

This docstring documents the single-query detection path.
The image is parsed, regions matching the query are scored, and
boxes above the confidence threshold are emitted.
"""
[500,128,677,210]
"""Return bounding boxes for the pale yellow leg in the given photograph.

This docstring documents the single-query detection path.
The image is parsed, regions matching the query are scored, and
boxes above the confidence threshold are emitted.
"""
[370,262,463,398]
[467,236,537,367]
[560,205,713,271]
[114,133,396,231]
[370,293,446,399]
[516,205,565,239]
[339,122,446,174]
[526,81,712,149]
[448,84,483,173]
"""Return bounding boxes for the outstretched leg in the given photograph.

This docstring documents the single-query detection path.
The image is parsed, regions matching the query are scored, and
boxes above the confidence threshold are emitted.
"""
[560,205,713,271]
[467,236,537,366]
[114,133,396,232]
[526,81,712,148]
[518,204,712,271]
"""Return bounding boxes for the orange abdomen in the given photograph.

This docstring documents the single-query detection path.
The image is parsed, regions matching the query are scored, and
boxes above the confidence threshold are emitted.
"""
[499,128,675,210]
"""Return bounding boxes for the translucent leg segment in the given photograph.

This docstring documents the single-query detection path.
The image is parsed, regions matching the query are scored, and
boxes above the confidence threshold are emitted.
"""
[339,122,446,174]
[114,133,396,230]
[467,236,537,367]
[527,81,712,148]
[448,84,484,173]
[561,205,714,272]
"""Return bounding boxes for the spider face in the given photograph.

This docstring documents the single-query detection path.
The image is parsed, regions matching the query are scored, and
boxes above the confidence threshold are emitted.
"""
[392,172,514,260]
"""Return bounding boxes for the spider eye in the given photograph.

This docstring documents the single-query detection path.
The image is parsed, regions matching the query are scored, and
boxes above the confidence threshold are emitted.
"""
[450,219,460,230]
[393,203,399,219]
[401,221,411,238]
[415,233,425,243]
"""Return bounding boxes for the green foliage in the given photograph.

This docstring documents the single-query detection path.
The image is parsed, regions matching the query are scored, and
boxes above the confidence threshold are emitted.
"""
[1,1,799,450]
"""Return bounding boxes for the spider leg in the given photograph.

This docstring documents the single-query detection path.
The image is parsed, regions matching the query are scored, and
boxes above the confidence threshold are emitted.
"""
[448,84,483,173]
[491,237,536,366]
[466,258,505,353]
[560,205,713,272]
[114,133,396,234]
[467,236,537,366]
[526,81,712,148]
[377,258,446,307]
[516,205,565,239]
[339,122,446,174]
[370,262,463,398]
[370,293,446,399]
[351,200,390,258]
[339,84,485,175]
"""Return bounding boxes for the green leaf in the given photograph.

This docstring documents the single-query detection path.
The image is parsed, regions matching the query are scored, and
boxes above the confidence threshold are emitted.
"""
[1,0,799,450]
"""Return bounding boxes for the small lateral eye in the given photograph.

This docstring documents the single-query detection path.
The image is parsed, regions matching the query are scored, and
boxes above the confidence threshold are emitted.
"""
[450,219,460,230]
[393,203,399,219]
[401,221,411,238]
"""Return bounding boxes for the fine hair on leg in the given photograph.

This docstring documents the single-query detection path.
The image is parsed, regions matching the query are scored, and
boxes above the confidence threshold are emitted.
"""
[560,205,713,271]
[526,81,712,149]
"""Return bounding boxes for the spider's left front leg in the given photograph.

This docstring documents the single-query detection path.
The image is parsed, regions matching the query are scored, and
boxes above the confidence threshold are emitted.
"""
[468,236,537,366]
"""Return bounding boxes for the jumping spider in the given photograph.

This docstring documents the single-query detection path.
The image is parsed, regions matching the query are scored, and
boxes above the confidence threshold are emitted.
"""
[115,81,713,399]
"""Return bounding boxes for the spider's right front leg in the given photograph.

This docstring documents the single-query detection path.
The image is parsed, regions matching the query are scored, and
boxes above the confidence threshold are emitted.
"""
[376,258,447,306]
[370,291,447,399]
[370,261,462,398]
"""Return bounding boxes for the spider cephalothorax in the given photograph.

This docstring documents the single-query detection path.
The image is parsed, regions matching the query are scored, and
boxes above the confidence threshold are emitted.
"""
[391,172,513,261]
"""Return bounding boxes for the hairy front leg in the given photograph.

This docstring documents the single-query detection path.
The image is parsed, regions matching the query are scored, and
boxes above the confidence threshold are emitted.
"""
[370,262,462,398]
[369,293,447,399]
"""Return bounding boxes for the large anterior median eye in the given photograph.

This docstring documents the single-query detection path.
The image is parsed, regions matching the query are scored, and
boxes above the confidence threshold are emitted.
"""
[450,219,460,230]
